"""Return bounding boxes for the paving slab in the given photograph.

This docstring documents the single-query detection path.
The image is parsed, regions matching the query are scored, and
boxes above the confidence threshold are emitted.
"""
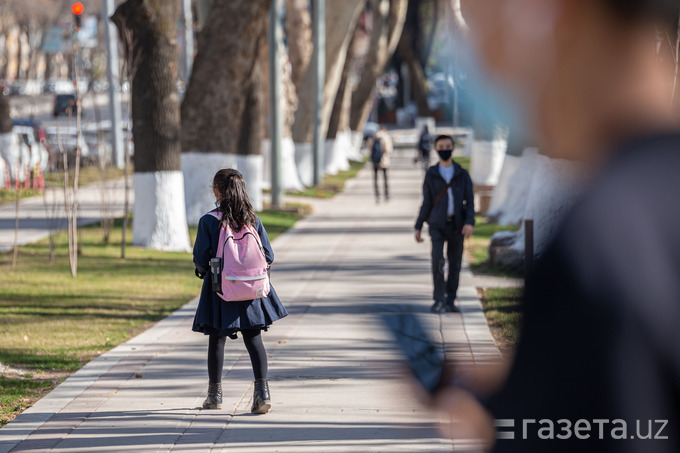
[0,147,501,452]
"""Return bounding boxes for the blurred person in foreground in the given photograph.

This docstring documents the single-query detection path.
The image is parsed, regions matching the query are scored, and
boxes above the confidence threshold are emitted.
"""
[434,0,680,452]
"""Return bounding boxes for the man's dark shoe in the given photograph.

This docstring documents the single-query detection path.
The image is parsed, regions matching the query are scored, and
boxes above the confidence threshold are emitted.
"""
[430,301,445,313]
[443,302,460,313]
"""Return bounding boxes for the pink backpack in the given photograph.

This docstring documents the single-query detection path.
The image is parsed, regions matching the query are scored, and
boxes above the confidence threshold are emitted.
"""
[209,212,270,302]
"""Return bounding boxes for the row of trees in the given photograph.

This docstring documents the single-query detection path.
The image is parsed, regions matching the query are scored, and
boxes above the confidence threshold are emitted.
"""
[0,0,109,84]
[112,0,465,252]
[1,0,466,255]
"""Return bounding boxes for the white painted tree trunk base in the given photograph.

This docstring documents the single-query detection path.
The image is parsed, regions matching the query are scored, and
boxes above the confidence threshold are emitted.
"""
[239,154,264,213]
[454,128,474,158]
[470,139,507,186]
[261,138,304,191]
[181,153,264,226]
[323,139,351,175]
[325,131,352,174]
[182,153,238,225]
[348,131,365,161]
[133,171,192,252]
[0,132,26,183]
[487,148,537,225]
[294,142,313,187]
[489,153,584,268]
[324,140,338,175]
[0,158,6,187]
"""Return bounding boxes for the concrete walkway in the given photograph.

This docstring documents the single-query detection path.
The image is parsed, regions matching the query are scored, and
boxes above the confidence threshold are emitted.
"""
[0,178,130,253]
[0,150,501,452]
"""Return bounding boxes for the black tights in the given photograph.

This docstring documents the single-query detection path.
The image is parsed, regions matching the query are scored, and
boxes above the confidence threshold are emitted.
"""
[207,329,268,383]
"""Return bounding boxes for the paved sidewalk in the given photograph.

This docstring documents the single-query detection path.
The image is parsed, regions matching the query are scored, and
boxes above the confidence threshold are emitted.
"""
[0,179,130,253]
[0,150,500,452]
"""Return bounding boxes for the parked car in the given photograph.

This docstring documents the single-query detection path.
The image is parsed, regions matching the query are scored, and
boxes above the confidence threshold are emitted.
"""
[44,78,75,94]
[53,94,77,117]
[44,126,92,170]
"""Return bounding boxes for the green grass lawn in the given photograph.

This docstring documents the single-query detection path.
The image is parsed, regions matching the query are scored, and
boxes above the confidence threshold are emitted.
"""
[466,216,521,277]
[479,287,523,357]
[0,188,43,204]
[43,166,127,188]
[0,208,302,426]
[286,159,366,198]
[453,156,470,172]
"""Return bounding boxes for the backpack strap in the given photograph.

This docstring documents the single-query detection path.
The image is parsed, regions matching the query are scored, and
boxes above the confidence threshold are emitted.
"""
[208,211,265,257]
[208,211,226,262]
[427,178,456,221]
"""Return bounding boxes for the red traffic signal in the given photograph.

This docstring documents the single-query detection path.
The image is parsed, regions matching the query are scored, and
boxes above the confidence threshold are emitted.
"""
[71,2,84,16]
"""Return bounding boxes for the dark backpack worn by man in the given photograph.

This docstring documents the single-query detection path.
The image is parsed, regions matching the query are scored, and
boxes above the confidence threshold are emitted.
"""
[415,135,475,313]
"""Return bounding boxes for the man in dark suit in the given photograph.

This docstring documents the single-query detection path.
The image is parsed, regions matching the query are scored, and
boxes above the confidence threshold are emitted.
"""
[415,135,475,313]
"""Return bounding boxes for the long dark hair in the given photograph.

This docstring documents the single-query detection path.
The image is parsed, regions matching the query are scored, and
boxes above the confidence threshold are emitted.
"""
[212,169,256,231]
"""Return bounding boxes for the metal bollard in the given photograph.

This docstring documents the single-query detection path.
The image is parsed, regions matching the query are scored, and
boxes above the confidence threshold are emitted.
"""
[524,219,534,285]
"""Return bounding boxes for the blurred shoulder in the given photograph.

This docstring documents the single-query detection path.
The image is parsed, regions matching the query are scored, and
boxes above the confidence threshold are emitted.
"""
[555,133,680,305]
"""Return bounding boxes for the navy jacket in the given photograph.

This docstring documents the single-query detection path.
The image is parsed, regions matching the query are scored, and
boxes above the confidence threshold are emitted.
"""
[192,211,287,337]
[415,162,476,232]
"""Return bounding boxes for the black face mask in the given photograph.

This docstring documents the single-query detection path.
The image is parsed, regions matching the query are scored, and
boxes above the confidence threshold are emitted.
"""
[437,149,453,161]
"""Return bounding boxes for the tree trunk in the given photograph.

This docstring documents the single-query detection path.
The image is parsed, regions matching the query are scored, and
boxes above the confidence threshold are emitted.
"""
[238,47,266,159]
[397,1,431,117]
[290,0,366,186]
[291,0,366,151]
[0,91,11,133]
[323,28,358,174]
[259,34,304,191]
[112,0,191,252]
[349,0,408,132]
[419,0,438,69]
[405,54,431,118]
[327,31,357,141]
[180,0,270,222]
[286,0,313,95]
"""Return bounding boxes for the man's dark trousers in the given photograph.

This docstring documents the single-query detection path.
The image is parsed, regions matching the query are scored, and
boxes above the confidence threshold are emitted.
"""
[430,219,464,304]
[373,165,389,200]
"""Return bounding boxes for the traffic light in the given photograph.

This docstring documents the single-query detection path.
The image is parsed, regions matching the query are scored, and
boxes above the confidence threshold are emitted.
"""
[72,2,84,30]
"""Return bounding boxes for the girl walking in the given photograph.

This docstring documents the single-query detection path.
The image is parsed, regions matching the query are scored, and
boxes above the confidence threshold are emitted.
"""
[192,169,288,414]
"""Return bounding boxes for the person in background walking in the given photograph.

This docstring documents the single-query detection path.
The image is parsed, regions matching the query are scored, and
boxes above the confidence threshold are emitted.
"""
[368,125,393,203]
[193,169,288,415]
[414,135,475,313]
[417,125,434,170]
